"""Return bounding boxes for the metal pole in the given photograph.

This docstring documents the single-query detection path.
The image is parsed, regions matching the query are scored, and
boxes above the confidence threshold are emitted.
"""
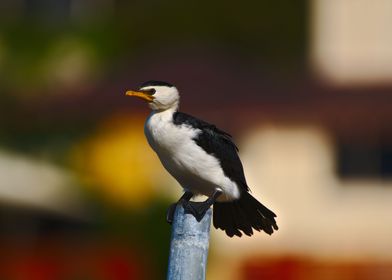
[167,204,212,280]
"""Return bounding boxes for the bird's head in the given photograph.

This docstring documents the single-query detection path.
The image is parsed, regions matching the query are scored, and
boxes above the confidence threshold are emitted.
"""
[125,81,179,111]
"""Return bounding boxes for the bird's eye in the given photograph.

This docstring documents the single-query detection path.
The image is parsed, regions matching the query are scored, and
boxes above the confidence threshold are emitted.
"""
[140,88,156,95]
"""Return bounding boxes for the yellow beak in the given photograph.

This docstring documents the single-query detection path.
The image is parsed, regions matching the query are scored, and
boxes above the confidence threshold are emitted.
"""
[125,90,155,102]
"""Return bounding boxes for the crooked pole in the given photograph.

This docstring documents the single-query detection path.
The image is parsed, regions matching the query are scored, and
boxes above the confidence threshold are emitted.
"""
[167,204,212,280]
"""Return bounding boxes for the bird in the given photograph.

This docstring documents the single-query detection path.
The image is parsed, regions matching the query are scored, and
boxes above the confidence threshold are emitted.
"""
[125,80,278,237]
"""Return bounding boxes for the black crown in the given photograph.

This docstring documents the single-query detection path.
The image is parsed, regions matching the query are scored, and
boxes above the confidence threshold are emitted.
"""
[140,80,174,88]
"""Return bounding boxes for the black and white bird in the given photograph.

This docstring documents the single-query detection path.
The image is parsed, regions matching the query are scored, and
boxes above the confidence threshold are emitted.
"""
[125,81,278,237]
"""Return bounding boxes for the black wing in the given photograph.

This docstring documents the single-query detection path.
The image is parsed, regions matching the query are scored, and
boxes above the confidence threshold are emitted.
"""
[173,112,249,192]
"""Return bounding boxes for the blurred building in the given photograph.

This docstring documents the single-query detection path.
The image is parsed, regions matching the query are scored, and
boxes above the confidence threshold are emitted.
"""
[0,0,391,279]
[210,1,392,279]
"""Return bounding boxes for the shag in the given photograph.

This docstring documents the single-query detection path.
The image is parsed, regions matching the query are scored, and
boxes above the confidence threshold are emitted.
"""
[126,81,278,237]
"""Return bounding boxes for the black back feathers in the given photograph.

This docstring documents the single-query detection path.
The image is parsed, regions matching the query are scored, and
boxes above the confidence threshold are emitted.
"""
[173,111,248,192]
[140,80,174,89]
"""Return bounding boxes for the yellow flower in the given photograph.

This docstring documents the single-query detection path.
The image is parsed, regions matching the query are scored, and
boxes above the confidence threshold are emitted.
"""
[71,114,165,209]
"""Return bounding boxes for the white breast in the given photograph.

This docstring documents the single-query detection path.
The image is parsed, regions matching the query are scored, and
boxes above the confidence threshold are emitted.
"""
[144,110,240,201]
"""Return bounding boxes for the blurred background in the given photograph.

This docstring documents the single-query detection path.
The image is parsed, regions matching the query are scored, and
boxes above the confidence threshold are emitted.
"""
[0,0,392,279]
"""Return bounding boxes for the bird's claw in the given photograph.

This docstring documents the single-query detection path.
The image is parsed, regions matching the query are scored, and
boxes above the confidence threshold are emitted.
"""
[166,203,178,224]
[166,191,217,223]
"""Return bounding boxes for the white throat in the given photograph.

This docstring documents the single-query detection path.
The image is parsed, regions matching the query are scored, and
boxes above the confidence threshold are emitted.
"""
[149,101,179,112]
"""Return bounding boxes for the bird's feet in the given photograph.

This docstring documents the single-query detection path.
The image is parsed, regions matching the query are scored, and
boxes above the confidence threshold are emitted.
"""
[183,189,223,222]
[183,201,211,222]
[166,190,222,223]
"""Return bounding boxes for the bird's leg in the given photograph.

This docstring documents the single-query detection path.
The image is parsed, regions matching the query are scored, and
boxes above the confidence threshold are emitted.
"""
[166,191,193,224]
[183,189,222,222]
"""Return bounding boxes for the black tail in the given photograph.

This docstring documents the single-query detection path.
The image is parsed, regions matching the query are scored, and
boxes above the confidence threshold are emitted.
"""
[213,192,278,237]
